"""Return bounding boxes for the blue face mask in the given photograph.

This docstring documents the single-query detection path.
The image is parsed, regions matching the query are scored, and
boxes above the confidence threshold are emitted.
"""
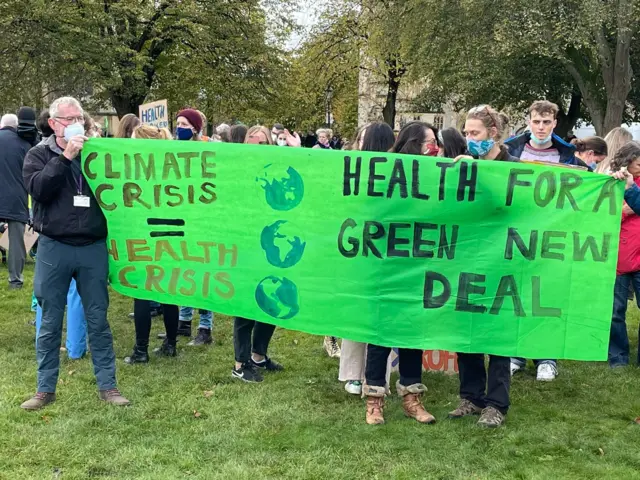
[63,122,85,141]
[467,138,494,157]
[176,127,194,141]
[530,133,552,146]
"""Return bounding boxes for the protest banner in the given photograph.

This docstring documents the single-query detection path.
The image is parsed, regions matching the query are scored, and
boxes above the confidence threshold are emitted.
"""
[138,100,169,129]
[82,138,623,360]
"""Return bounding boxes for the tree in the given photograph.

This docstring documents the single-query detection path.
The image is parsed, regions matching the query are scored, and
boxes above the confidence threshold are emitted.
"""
[495,0,637,135]
[0,0,293,122]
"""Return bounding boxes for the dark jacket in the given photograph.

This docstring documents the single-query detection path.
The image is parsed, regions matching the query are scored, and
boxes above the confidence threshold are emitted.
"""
[0,127,31,223]
[504,132,590,169]
[22,135,107,245]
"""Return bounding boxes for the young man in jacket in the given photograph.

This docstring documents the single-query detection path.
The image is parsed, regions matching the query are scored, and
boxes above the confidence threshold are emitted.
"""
[504,100,588,382]
[20,96,129,410]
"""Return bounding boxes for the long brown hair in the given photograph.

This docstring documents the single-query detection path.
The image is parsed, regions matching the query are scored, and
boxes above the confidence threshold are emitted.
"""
[466,105,507,141]
[116,113,141,139]
[597,127,633,173]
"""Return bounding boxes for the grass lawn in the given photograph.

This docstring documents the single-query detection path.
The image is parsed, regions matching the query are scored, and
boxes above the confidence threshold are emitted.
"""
[1,262,640,479]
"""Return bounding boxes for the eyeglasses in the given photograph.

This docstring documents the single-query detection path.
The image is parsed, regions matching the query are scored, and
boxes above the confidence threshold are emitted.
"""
[54,116,84,124]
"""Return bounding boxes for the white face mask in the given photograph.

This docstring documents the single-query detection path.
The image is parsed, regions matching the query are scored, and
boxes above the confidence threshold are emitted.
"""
[64,122,85,141]
[277,139,287,146]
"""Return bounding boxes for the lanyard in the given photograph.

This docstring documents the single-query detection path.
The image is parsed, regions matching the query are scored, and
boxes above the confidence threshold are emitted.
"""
[75,173,83,195]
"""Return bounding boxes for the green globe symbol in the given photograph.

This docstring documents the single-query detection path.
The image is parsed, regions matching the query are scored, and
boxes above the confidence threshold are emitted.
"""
[260,220,306,268]
[255,164,304,211]
[255,276,300,320]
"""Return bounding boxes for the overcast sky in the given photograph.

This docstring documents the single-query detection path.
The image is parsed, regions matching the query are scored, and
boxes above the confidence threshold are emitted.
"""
[285,0,324,50]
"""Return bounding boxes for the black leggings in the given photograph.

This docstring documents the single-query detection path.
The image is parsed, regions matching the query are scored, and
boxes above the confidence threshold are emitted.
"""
[134,299,178,348]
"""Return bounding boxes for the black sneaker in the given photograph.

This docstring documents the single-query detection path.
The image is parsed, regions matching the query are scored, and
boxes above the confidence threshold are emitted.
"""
[187,328,212,346]
[124,346,149,364]
[251,356,284,372]
[232,363,264,383]
[177,320,192,338]
[153,339,177,357]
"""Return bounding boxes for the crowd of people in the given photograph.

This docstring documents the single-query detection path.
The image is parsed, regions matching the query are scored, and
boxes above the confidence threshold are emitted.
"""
[1,96,640,429]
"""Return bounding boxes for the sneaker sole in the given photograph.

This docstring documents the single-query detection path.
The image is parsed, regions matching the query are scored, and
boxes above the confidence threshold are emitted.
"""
[231,372,263,383]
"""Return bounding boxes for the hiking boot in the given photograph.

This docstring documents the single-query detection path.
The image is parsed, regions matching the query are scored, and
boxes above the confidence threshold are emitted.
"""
[323,336,341,358]
[251,356,284,371]
[448,399,483,419]
[232,362,264,383]
[363,384,386,425]
[153,339,177,357]
[99,388,130,406]
[477,406,504,428]
[536,363,557,382]
[397,382,436,424]
[21,392,56,410]
[177,320,192,338]
[187,328,212,346]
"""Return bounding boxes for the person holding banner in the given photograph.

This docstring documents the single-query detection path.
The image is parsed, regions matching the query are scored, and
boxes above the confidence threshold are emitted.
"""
[122,125,181,363]
[362,121,441,426]
[448,105,517,428]
[232,126,286,383]
[339,121,395,396]
[607,142,640,368]
[21,96,128,410]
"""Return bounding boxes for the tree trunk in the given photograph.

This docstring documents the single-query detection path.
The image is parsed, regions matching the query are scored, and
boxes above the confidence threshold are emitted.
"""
[382,77,399,128]
[111,90,148,118]
[554,89,582,138]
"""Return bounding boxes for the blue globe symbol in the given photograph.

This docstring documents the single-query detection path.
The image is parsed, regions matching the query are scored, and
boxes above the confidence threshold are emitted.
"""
[255,276,300,320]
[260,220,306,268]
[255,164,304,211]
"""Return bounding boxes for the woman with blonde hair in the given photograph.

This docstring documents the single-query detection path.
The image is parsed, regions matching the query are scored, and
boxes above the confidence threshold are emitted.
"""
[597,127,633,174]
[313,128,333,149]
[448,104,517,428]
[124,124,180,364]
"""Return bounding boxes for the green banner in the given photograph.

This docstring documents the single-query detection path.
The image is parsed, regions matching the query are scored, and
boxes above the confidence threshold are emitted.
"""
[82,138,623,360]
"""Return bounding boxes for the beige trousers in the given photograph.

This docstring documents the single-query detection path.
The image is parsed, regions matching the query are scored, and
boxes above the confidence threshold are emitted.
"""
[339,339,391,386]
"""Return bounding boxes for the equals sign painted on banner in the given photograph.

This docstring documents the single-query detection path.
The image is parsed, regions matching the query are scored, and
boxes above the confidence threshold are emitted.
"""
[147,218,186,237]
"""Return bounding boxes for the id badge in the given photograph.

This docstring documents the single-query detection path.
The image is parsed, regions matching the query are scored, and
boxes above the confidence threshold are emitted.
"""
[73,195,90,208]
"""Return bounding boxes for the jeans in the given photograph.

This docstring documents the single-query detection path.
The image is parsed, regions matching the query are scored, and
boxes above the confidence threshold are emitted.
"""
[179,307,213,330]
[233,317,276,363]
[36,278,87,359]
[7,220,26,287]
[34,236,116,393]
[457,353,510,414]
[609,272,640,366]
[366,345,422,387]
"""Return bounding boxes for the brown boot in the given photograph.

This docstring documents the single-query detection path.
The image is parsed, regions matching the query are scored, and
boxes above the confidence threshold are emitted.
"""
[21,392,56,410]
[99,388,131,406]
[397,381,436,424]
[362,384,386,425]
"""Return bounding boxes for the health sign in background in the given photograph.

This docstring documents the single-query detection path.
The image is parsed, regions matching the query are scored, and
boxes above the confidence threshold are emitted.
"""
[82,138,623,360]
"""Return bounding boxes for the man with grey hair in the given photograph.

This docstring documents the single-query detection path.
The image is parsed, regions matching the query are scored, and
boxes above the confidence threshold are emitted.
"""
[0,108,35,289]
[21,96,129,410]
[0,113,18,129]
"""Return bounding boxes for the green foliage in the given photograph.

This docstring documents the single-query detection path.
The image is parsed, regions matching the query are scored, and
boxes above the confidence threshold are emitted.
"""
[0,0,293,124]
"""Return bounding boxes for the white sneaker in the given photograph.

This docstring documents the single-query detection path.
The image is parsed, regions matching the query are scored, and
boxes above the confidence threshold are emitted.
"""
[323,336,341,358]
[510,362,522,376]
[344,380,362,395]
[536,363,557,382]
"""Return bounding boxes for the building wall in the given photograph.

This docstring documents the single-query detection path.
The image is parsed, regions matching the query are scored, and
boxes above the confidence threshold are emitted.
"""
[357,59,461,131]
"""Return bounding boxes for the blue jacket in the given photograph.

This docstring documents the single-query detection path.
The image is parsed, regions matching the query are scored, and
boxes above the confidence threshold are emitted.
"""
[504,132,589,169]
[625,185,640,215]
